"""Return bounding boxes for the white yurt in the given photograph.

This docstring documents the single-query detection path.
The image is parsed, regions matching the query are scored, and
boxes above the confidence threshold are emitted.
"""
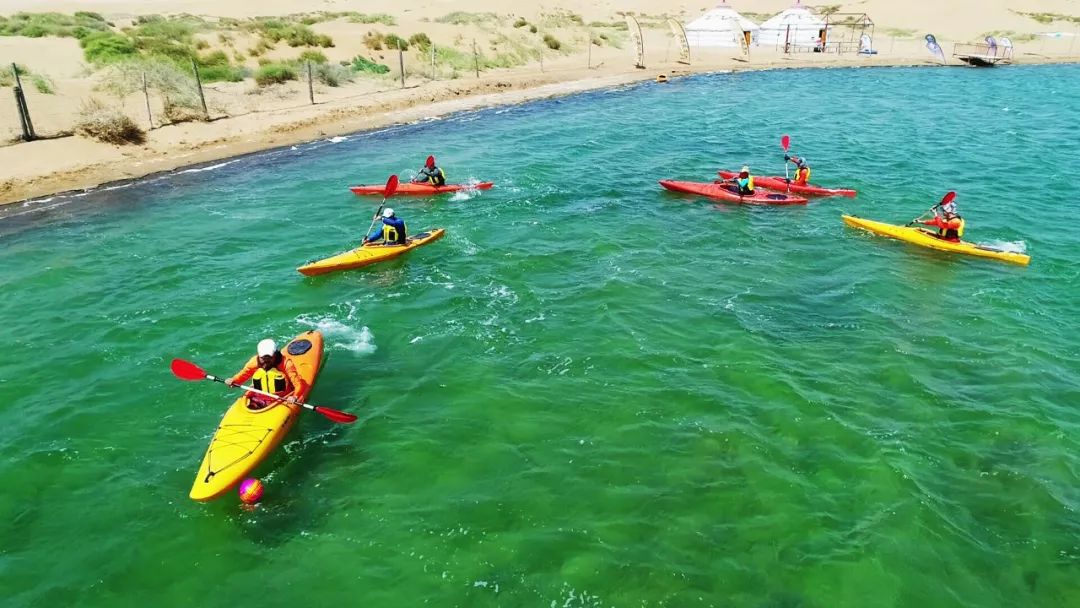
[685,1,760,48]
[758,1,828,50]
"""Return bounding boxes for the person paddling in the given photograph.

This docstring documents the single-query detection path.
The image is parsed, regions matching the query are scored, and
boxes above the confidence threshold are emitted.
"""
[916,200,965,243]
[413,155,447,187]
[785,154,811,186]
[226,339,307,409]
[728,165,755,195]
[364,208,408,245]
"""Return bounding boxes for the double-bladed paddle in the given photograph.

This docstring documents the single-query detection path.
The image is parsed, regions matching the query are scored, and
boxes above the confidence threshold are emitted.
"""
[170,358,357,424]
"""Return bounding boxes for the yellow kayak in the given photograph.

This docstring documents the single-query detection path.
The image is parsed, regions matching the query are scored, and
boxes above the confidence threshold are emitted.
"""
[842,215,1030,266]
[297,228,446,276]
[190,330,324,502]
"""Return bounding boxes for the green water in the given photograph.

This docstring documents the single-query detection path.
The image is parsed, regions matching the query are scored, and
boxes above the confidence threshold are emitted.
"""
[1,65,1078,607]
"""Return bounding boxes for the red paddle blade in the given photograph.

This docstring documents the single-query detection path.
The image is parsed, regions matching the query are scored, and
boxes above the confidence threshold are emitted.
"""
[426,155,434,166]
[384,175,399,198]
[314,406,358,424]
[170,358,208,381]
[781,135,790,151]
[940,191,956,206]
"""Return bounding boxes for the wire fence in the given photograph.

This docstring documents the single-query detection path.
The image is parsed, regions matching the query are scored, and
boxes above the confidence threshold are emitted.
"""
[1,42,617,145]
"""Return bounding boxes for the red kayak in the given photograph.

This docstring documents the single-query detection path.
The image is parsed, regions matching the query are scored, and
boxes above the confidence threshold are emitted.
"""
[717,170,856,198]
[349,181,493,196]
[658,180,809,205]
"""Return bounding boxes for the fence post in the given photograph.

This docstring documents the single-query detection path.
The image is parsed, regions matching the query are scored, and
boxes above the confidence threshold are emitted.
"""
[398,41,405,88]
[142,71,153,129]
[190,58,208,120]
[307,61,314,104]
[11,64,35,141]
[431,44,436,80]
[588,39,592,69]
[473,39,479,78]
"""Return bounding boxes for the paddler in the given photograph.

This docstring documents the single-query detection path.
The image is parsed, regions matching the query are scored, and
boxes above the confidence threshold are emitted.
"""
[225,339,307,408]
[785,154,811,185]
[364,207,408,245]
[916,206,965,243]
[412,155,447,187]
[729,165,755,195]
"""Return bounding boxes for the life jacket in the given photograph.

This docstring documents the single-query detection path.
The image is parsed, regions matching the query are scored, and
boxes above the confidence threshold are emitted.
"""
[252,353,290,396]
[794,166,811,185]
[382,220,408,245]
[427,167,446,186]
[736,175,754,194]
[936,216,965,241]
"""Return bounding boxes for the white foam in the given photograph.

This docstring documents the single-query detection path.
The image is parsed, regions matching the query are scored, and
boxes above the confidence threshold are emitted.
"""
[297,312,377,354]
[328,136,347,143]
[979,240,1027,254]
[178,160,236,175]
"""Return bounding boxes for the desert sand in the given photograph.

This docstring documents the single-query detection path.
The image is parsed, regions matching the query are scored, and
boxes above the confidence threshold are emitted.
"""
[1,0,1077,206]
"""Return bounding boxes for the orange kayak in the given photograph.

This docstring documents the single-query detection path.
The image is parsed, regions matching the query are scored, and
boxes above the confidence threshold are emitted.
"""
[349,182,493,196]
[190,330,324,501]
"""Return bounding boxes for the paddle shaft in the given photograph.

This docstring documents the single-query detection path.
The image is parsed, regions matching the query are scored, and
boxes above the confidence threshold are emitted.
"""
[206,373,318,413]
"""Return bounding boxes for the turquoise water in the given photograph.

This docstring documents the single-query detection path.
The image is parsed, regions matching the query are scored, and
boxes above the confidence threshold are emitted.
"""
[1,65,1078,607]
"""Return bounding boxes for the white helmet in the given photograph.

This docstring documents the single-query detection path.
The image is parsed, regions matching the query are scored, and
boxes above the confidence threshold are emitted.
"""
[257,339,277,357]
[382,208,395,218]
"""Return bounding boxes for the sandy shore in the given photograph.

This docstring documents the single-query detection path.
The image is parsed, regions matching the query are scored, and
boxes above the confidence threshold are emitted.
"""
[1,1,1078,207]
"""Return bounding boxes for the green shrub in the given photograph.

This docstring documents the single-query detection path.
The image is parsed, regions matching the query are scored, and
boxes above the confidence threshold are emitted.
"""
[540,11,584,27]
[248,38,274,56]
[513,18,528,28]
[81,32,138,64]
[298,49,328,64]
[0,64,31,87]
[350,55,390,74]
[408,32,432,50]
[382,33,408,50]
[254,62,298,86]
[348,13,396,25]
[197,64,246,82]
[315,34,334,47]
[314,63,353,86]
[435,12,499,25]
[284,25,317,46]
[529,24,538,34]
[194,39,210,50]
[74,11,106,22]
[197,50,230,66]
[31,73,55,93]
[543,34,561,50]
[0,11,111,38]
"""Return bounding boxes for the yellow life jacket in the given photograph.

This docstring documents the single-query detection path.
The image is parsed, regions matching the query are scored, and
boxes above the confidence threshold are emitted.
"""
[737,175,754,192]
[428,168,446,186]
[796,166,811,183]
[252,366,289,395]
[382,221,408,245]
